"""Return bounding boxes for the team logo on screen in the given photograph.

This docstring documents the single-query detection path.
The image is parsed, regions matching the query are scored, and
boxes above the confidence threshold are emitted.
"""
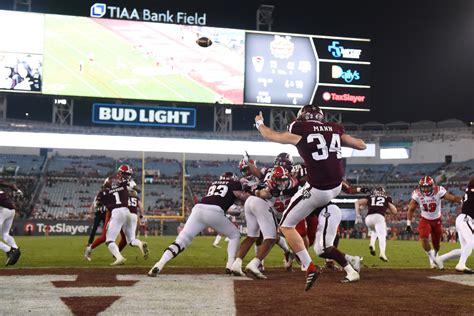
[331,65,360,83]
[252,56,265,72]
[90,3,107,18]
[322,91,366,103]
[328,41,362,59]
[270,35,294,59]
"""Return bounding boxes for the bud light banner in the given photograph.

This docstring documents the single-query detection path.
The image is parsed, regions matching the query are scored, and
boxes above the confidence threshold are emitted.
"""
[92,103,196,128]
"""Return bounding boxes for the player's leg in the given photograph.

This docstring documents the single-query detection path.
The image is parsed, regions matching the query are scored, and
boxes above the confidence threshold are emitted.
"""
[431,219,443,256]
[373,215,388,261]
[123,213,148,258]
[212,234,222,248]
[87,213,101,246]
[118,230,127,252]
[106,208,128,265]
[365,214,377,256]
[1,208,20,266]
[148,205,206,276]
[455,214,474,273]
[418,218,436,267]
[245,203,278,279]
[231,197,260,275]
[91,210,110,250]
[314,204,360,283]
[295,219,309,248]
[208,211,241,274]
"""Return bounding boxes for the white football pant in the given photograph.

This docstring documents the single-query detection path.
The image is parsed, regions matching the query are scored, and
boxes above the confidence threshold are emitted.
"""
[244,196,277,239]
[365,213,387,257]
[314,204,341,256]
[281,182,341,228]
[0,207,17,253]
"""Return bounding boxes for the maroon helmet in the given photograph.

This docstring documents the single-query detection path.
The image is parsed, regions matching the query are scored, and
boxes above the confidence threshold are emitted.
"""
[274,152,293,170]
[296,105,324,122]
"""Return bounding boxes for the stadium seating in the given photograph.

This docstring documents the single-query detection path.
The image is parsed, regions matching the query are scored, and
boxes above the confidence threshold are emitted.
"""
[0,154,45,175]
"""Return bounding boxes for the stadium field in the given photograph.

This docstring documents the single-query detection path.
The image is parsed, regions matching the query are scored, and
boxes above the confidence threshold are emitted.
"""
[8,236,473,269]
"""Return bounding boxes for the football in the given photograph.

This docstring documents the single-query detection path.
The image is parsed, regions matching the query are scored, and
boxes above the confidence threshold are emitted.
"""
[196,36,213,47]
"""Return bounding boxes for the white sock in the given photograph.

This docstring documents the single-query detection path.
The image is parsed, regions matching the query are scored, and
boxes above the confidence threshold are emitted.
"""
[0,242,11,253]
[379,237,387,257]
[426,249,436,262]
[107,243,122,259]
[213,235,222,245]
[370,234,377,249]
[344,263,356,274]
[232,257,243,270]
[296,249,312,269]
[277,237,290,253]
[438,249,462,263]
[227,237,240,267]
[130,239,142,247]
[459,243,473,267]
[249,257,261,267]
[3,235,17,249]
[155,248,175,271]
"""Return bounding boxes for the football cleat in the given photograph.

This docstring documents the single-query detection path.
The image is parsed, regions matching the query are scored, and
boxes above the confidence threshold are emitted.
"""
[5,248,21,266]
[430,261,438,269]
[142,242,150,260]
[225,268,232,275]
[148,267,160,277]
[304,262,321,291]
[84,246,92,262]
[341,270,360,283]
[245,262,267,279]
[379,255,389,262]
[230,259,246,277]
[212,244,221,248]
[433,256,444,270]
[110,257,126,266]
[455,264,474,274]
[284,251,295,271]
[369,246,376,256]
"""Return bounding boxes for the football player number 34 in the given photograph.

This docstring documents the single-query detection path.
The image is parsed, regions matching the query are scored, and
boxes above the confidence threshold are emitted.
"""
[206,185,228,197]
[307,133,342,161]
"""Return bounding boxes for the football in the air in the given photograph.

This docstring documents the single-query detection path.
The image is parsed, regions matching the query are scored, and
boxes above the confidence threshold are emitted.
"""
[196,37,213,47]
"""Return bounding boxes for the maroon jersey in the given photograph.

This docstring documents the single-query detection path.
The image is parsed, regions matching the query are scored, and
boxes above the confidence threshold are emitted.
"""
[461,179,474,217]
[0,190,15,209]
[288,120,345,189]
[364,193,393,216]
[129,196,140,214]
[100,176,130,211]
[200,179,243,212]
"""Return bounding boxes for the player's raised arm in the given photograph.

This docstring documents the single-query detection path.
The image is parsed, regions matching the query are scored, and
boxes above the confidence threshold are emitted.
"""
[406,199,418,232]
[341,134,367,150]
[255,111,301,145]
[443,192,462,203]
[354,198,368,224]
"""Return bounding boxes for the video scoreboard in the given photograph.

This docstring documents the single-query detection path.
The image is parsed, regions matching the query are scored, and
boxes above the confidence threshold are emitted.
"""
[0,10,371,111]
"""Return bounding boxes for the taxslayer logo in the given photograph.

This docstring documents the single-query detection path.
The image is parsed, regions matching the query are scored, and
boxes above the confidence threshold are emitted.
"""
[36,223,90,235]
[23,222,36,233]
[322,92,366,104]
[270,35,294,59]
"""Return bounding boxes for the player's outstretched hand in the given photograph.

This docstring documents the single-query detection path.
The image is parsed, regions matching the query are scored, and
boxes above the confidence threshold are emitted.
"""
[255,111,264,130]
[359,187,370,193]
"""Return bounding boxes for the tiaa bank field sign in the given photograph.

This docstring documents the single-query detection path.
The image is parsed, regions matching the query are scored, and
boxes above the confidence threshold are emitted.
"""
[92,103,196,128]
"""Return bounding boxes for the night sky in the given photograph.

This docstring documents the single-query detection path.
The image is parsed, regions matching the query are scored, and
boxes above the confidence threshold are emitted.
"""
[1,0,473,124]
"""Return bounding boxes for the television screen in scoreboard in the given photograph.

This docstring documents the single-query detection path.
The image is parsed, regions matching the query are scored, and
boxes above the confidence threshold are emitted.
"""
[244,32,371,111]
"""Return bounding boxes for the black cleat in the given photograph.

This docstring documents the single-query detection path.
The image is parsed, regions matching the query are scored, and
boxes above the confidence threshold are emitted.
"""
[5,248,21,266]
[147,267,160,277]
[225,268,232,275]
[369,246,376,256]
[304,263,321,291]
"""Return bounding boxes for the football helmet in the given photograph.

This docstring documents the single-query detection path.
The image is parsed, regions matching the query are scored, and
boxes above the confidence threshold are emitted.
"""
[296,105,324,122]
[419,176,435,196]
[274,152,293,170]
[239,159,255,177]
[372,186,386,196]
[220,172,237,181]
[271,166,290,190]
[117,164,133,180]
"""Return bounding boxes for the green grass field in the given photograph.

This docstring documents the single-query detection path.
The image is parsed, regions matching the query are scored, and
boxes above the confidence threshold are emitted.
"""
[8,236,473,270]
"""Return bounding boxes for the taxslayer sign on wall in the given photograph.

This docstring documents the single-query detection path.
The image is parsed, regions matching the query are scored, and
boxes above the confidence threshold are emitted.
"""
[92,103,197,128]
[14,220,92,236]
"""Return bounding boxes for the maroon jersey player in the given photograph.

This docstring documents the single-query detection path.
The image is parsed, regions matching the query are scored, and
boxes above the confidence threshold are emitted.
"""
[355,187,397,261]
[149,172,250,277]
[255,105,366,290]
[0,181,23,266]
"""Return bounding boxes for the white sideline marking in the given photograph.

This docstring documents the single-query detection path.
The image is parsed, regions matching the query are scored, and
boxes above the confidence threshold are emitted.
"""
[430,274,474,287]
[0,274,250,315]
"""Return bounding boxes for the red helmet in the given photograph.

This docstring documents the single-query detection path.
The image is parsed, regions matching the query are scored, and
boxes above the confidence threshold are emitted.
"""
[239,159,255,176]
[419,176,435,196]
[274,152,293,170]
[271,166,290,190]
[296,105,324,122]
[117,164,133,180]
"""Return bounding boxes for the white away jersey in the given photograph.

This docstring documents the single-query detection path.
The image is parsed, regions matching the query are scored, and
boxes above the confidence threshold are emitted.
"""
[411,186,446,220]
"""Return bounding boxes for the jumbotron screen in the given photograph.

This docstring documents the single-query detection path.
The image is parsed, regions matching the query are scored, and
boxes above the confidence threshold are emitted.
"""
[0,10,371,111]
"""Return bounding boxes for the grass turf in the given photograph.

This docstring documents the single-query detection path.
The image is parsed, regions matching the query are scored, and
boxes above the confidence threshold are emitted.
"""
[6,236,473,270]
